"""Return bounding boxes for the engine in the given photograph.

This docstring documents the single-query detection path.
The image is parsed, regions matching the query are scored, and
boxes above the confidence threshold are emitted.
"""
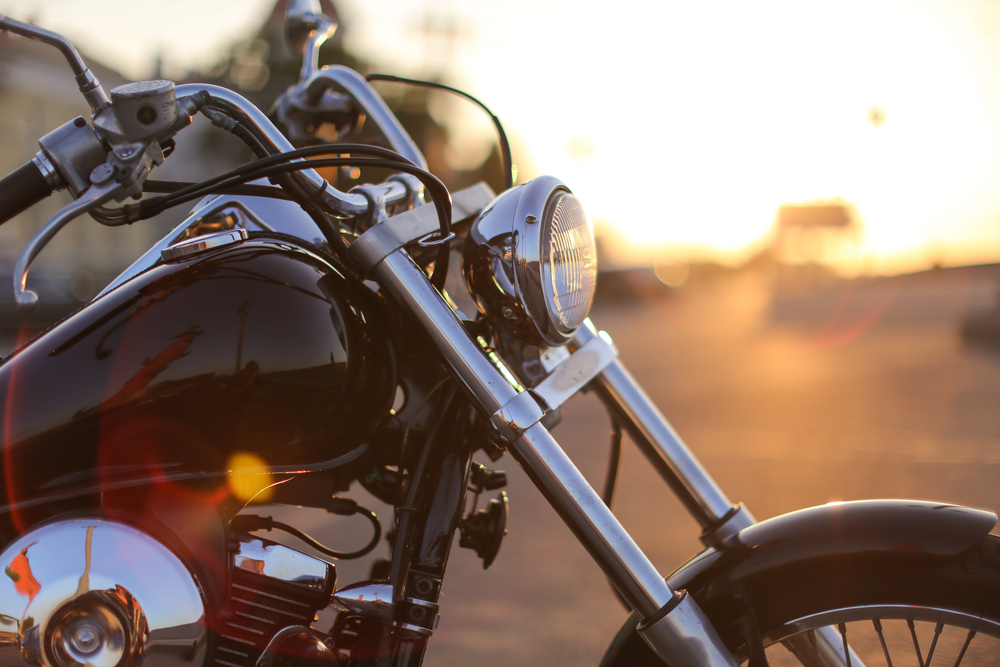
[0,518,336,667]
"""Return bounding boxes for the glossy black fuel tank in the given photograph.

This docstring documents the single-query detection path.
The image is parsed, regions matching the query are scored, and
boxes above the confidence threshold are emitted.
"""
[0,235,395,510]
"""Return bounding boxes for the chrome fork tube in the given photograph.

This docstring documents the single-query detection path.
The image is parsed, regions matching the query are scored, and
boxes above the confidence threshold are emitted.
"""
[576,326,866,667]
[370,249,737,666]
[509,423,672,617]
[573,325,755,541]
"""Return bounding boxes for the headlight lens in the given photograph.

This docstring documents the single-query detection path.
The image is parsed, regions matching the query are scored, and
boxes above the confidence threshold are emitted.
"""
[542,192,596,335]
[463,176,597,346]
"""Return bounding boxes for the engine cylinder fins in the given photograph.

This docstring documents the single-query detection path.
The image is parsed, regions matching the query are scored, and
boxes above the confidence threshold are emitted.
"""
[208,535,335,667]
[0,518,207,667]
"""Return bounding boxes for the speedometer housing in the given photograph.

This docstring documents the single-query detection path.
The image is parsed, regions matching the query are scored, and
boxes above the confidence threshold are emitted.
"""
[463,176,597,346]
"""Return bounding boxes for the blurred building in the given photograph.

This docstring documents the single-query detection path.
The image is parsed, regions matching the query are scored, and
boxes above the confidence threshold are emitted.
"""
[0,31,184,332]
[770,201,858,266]
[193,0,509,196]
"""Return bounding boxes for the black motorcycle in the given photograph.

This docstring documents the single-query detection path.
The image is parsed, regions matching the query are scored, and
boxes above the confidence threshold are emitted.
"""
[0,3,996,666]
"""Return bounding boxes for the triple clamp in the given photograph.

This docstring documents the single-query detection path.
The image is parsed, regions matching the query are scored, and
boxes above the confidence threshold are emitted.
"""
[488,323,618,445]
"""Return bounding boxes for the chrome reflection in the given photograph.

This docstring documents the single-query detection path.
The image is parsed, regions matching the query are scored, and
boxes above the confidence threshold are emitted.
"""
[0,518,206,667]
[233,537,332,592]
[332,581,393,622]
[463,176,597,347]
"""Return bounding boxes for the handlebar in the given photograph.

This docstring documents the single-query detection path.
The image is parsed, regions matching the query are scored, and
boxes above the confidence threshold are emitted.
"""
[0,159,56,225]
[174,83,373,219]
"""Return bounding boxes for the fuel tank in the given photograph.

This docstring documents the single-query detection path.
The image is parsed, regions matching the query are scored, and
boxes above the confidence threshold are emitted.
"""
[0,235,395,513]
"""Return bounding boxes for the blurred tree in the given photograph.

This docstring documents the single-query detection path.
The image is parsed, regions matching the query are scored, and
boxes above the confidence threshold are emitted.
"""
[194,0,510,195]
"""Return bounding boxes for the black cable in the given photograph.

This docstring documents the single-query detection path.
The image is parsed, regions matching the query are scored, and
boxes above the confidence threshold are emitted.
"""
[200,97,431,267]
[601,414,629,609]
[133,145,449,236]
[143,180,292,200]
[602,416,624,509]
[134,156,453,289]
[366,73,515,192]
[135,157,451,242]
[137,143,422,216]
[135,96,453,286]
[232,510,382,560]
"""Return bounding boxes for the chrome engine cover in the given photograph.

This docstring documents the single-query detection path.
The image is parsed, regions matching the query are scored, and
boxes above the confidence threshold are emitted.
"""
[0,518,206,667]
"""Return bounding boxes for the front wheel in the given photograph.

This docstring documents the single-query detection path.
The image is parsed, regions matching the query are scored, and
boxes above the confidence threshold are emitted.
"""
[602,534,1000,666]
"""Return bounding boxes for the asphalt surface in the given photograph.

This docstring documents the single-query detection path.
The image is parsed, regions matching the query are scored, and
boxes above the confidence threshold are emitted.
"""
[277,266,1000,665]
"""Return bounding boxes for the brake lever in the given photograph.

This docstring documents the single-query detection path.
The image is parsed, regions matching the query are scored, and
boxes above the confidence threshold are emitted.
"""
[14,178,123,312]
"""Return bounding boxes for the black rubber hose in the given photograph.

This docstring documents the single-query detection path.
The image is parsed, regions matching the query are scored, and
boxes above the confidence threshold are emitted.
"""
[0,160,54,225]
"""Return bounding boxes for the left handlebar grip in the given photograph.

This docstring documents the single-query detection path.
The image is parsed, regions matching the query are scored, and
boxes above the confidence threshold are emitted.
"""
[0,160,55,225]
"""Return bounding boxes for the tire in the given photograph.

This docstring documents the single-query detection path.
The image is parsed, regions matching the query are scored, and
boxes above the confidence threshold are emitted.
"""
[601,534,1000,666]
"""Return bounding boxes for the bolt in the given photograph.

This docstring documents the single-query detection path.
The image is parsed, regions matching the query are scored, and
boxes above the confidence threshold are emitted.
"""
[67,620,103,655]
[136,105,157,126]
[502,306,515,319]
[525,215,538,225]
[414,577,435,596]
[89,163,116,186]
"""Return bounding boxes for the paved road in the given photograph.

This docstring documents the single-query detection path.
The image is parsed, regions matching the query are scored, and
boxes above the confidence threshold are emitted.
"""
[281,267,1000,665]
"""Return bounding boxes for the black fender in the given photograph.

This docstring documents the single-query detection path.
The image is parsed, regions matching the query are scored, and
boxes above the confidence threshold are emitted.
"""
[600,499,997,666]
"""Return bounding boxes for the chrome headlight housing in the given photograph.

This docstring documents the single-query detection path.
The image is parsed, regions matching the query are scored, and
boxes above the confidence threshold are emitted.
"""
[463,176,597,346]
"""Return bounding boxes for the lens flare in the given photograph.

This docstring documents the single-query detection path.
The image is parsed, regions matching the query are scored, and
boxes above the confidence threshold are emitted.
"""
[226,452,273,503]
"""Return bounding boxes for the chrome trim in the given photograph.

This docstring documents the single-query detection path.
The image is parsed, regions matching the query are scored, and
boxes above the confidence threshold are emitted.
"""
[395,622,434,637]
[531,330,617,411]
[463,176,596,346]
[0,16,111,114]
[637,592,738,667]
[351,183,494,274]
[577,323,740,529]
[173,84,370,218]
[96,194,314,299]
[333,581,393,622]
[539,345,571,373]
[416,231,455,248]
[37,118,107,197]
[0,518,206,667]
[31,152,62,192]
[489,391,546,444]
[234,536,333,592]
[515,180,595,344]
[161,228,247,262]
[375,249,521,412]
[284,0,336,82]
[699,504,755,548]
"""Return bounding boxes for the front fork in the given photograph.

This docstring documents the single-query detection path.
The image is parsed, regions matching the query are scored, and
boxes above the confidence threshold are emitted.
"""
[371,248,737,666]
[370,246,861,667]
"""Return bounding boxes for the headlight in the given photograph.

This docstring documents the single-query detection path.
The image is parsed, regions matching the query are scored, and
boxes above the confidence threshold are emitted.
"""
[463,176,597,346]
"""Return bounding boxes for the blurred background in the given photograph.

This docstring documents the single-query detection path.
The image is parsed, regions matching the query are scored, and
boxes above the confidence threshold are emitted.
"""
[0,1,999,664]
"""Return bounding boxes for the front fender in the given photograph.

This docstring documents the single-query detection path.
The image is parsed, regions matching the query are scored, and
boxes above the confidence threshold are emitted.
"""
[601,499,997,666]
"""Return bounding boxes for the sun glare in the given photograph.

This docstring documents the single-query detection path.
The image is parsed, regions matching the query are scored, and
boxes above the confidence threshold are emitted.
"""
[11,0,1000,275]
[456,0,1000,275]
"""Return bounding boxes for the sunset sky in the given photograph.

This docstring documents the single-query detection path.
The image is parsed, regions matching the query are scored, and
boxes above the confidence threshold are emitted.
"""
[5,0,1000,275]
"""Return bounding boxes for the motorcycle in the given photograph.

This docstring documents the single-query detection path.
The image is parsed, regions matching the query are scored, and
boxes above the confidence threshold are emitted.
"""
[0,3,997,666]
